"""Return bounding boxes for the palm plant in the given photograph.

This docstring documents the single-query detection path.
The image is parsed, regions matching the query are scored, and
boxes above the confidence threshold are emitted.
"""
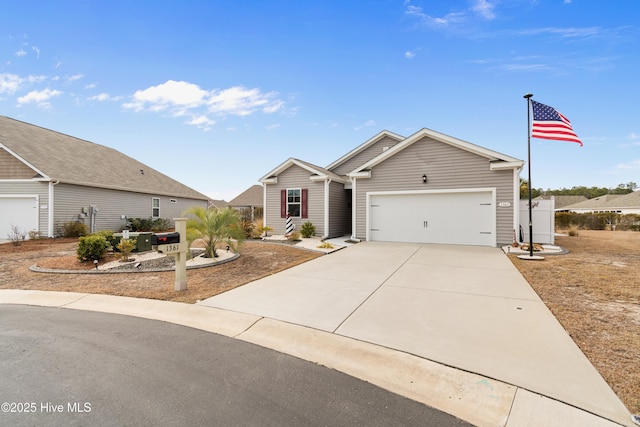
[184,207,245,258]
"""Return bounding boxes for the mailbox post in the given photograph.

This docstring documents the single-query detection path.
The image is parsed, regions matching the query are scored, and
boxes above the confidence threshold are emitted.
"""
[172,218,187,291]
[151,218,188,291]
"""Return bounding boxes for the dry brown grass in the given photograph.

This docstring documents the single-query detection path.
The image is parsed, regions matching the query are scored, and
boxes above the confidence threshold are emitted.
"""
[0,239,320,304]
[509,230,640,414]
[1,231,638,413]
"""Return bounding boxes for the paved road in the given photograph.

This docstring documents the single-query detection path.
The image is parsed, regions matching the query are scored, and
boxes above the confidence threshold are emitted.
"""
[0,305,470,427]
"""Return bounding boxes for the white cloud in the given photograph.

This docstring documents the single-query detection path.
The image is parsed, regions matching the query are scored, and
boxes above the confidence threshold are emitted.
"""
[187,115,216,130]
[266,123,281,130]
[406,5,466,27]
[405,50,416,59]
[17,88,62,107]
[124,80,207,112]
[15,49,27,57]
[123,80,285,129]
[87,93,112,101]
[354,119,376,131]
[472,0,496,20]
[0,73,22,94]
[207,86,281,116]
[32,46,40,58]
[66,74,84,83]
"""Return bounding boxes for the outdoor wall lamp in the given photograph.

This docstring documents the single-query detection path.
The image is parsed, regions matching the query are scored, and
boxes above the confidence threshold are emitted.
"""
[422,174,427,184]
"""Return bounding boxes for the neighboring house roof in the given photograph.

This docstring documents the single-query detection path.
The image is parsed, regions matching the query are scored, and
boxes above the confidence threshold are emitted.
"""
[349,127,524,175]
[260,158,348,184]
[209,199,228,209]
[561,194,627,210]
[325,130,405,171]
[0,115,209,200]
[229,185,263,207]
[534,195,588,209]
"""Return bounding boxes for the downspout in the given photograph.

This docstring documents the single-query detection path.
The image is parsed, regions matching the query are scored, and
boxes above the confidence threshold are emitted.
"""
[350,176,360,242]
[322,178,331,239]
[514,166,523,243]
[262,183,267,230]
[48,180,59,238]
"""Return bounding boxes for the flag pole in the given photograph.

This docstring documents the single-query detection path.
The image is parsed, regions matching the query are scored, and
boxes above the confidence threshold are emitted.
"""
[519,94,544,261]
[524,93,534,257]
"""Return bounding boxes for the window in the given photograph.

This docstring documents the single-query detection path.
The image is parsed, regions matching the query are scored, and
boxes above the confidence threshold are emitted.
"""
[152,197,160,218]
[287,189,301,217]
[280,188,307,218]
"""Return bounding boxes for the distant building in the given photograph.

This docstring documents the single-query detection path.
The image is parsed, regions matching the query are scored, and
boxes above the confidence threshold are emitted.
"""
[0,116,209,238]
[228,185,263,221]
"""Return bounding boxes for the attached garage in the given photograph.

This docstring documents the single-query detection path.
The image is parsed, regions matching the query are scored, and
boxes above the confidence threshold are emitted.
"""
[367,189,496,246]
[0,196,39,240]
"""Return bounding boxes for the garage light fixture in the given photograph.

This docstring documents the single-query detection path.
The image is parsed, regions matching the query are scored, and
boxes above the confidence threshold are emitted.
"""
[422,174,427,184]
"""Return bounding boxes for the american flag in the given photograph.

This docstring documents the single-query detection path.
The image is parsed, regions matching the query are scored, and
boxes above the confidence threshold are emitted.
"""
[531,100,583,146]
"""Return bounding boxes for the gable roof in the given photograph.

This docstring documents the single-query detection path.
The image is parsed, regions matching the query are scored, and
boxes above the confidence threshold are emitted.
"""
[229,185,263,207]
[534,195,588,209]
[260,158,347,184]
[562,192,640,210]
[0,115,209,200]
[209,199,228,209]
[325,130,404,171]
[349,127,524,175]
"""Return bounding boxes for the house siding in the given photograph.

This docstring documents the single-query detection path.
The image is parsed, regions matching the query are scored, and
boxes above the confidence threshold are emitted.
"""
[0,149,36,179]
[330,136,402,176]
[264,165,325,236]
[354,136,515,245]
[0,181,50,236]
[53,183,208,234]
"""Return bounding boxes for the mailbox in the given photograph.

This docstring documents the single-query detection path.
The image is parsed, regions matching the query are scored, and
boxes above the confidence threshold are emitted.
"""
[151,232,180,246]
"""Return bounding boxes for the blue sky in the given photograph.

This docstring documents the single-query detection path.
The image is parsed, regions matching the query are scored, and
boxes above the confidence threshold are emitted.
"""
[1,0,638,200]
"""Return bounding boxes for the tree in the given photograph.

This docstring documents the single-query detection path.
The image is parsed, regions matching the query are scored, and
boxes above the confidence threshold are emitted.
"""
[184,207,245,258]
[519,179,541,199]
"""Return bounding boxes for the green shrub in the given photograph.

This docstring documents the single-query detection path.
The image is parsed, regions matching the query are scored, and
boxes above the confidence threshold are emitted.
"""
[116,238,137,262]
[300,221,315,238]
[58,221,87,238]
[92,230,115,247]
[77,235,109,261]
[555,212,640,232]
[128,217,172,232]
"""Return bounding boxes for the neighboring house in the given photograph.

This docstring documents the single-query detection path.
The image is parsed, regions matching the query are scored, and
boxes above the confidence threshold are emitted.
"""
[0,115,210,238]
[209,199,228,209]
[228,184,263,221]
[260,128,524,247]
[534,195,588,210]
[561,192,640,215]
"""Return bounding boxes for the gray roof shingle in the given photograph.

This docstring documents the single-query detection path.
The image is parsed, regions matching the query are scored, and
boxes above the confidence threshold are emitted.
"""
[229,185,263,207]
[0,116,209,200]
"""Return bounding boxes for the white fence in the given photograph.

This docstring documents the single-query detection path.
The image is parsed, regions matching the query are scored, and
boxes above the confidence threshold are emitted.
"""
[519,198,555,245]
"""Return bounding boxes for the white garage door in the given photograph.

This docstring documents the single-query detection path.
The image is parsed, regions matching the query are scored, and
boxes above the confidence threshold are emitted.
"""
[368,190,495,246]
[0,196,39,240]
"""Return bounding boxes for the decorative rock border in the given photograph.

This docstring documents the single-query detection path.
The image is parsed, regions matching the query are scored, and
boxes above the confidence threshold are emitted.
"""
[29,253,240,274]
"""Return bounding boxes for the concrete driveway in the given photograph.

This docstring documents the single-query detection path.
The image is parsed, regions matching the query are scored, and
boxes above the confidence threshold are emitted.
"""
[200,241,632,426]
